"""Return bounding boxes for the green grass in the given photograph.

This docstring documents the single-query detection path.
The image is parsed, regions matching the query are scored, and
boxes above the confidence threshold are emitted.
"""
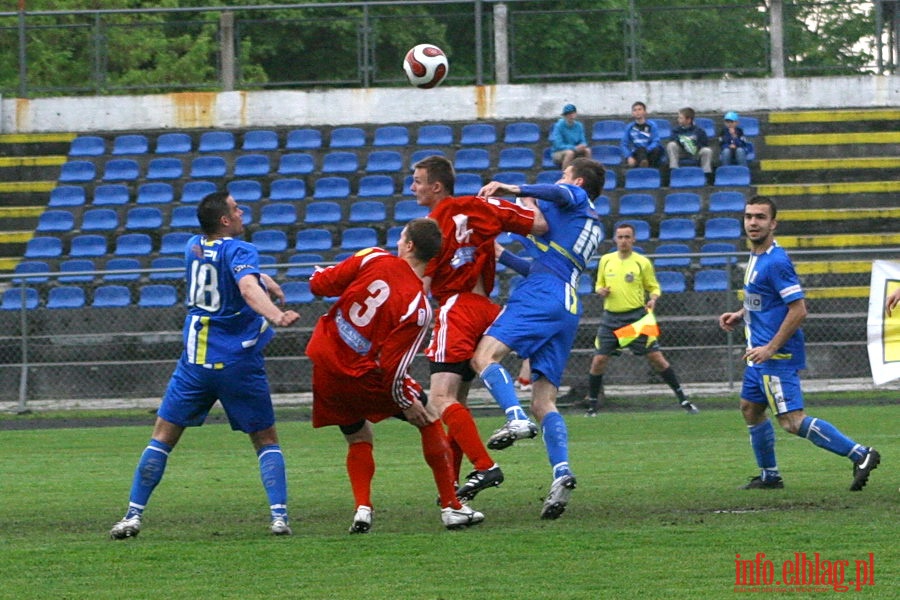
[0,404,896,599]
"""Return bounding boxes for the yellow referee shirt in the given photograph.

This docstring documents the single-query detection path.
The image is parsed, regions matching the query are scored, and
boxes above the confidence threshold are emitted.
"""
[595,251,661,312]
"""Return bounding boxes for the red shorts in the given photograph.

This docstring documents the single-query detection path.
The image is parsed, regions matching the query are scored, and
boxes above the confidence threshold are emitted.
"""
[425,293,501,364]
[311,366,402,428]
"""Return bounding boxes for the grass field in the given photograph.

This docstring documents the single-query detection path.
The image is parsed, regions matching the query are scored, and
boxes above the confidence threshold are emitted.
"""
[0,402,895,599]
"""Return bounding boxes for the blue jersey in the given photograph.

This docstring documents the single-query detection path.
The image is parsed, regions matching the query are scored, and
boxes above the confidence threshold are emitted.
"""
[181,235,274,367]
[742,241,806,370]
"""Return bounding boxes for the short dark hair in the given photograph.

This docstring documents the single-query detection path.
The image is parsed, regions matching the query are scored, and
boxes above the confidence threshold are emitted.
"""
[631,101,647,110]
[196,190,230,235]
[746,195,777,219]
[679,107,696,122]
[413,155,456,195]
[569,157,606,201]
[404,218,442,262]
[615,222,636,236]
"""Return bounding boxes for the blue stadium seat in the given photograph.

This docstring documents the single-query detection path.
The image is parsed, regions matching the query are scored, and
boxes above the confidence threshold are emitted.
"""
[81,208,119,231]
[139,284,178,308]
[242,129,278,151]
[402,174,415,196]
[277,153,315,176]
[160,231,192,254]
[454,173,483,195]
[330,127,366,148]
[604,170,618,190]
[198,131,235,152]
[36,210,75,233]
[145,157,183,180]
[286,128,323,150]
[658,218,696,241]
[653,243,692,268]
[416,124,453,146]
[349,200,387,223]
[699,242,739,266]
[357,174,395,198]
[493,171,528,186]
[227,179,263,202]
[136,182,174,204]
[322,151,359,173]
[704,217,742,240]
[618,193,656,216]
[49,185,86,208]
[460,123,497,145]
[454,148,490,171]
[541,147,555,168]
[694,269,730,292]
[313,176,351,200]
[504,122,541,144]
[663,192,701,215]
[190,155,227,178]
[286,253,323,278]
[112,134,149,156]
[59,160,96,183]
[125,207,163,230]
[650,119,672,138]
[393,200,429,223]
[695,117,716,138]
[69,136,105,157]
[92,285,132,308]
[269,178,306,201]
[591,120,626,142]
[656,270,686,294]
[575,273,593,296]
[295,228,333,252]
[92,184,130,206]
[373,125,410,147]
[365,150,403,173]
[738,116,760,137]
[103,257,142,282]
[59,259,97,283]
[714,166,751,186]
[708,191,746,213]
[535,170,562,185]
[1,287,39,310]
[386,226,404,247]
[180,180,217,204]
[12,261,50,284]
[69,234,107,258]
[341,227,378,251]
[251,230,288,253]
[155,132,192,154]
[594,195,611,216]
[259,202,298,226]
[409,149,445,170]
[115,233,153,256]
[149,257,183,281]
[238,204,253,225]
[744,139,756,162]
[624,167,660,190]
[303,201,342,225]
[497,147,535,170]
[47,286,86,309]
[614,219,650,241]
[233,153,271,177]
[669,166,706,188]
[592,145,624,166]
[102,158,140,182]
[282,281,315,304]
[167,208,198,231]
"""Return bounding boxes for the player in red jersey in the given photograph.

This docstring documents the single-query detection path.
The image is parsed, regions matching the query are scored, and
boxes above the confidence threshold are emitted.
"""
[306,218,484,532]
[411,155,548,502]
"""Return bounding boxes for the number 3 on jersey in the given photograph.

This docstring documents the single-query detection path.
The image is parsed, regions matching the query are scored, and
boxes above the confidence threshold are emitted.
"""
[349,280,390,326]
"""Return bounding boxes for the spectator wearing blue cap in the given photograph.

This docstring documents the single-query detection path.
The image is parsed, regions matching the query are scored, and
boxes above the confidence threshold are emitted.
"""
[718,111,750,167]
[549,103,591,170]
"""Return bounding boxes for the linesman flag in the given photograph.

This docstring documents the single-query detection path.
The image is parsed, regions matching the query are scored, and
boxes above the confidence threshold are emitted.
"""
[867,260,900,385]
[614,311,660,347]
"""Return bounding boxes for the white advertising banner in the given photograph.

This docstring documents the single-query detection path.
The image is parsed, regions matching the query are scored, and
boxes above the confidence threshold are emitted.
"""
[867,260,900,385]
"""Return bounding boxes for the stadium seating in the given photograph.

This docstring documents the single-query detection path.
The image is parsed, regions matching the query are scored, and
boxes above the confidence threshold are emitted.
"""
[492,171,527,186]
[102,158,140,182]
[136,182,174,204]
[69,234,108,258]
[169,206,200,229]
[535,170,562,185]
[618,193,656,216]
[656,270,687,293]
[103,257,142,282]
[708,191,746,213]
[92,185,130,206]
[59,161,96,183]
[663,192,701,215]
[393,200,429,223]
[365,150,403,173]
[160,231,192,254]
[282,281,315,304]
[112,134,149,156]
[498,147,535,170]
[269,178,306,201]
[604,170,618,190]
[114,233,153,256]
[304,201,342,225]
[92,285,132,308]
[503,122,541,144]
[739,116,760,137]
[233,153,271,177]
[285,128,322,150]
[138,284,179,307]
[125,207,164,230]
[251,230,288,253]
[47,286,86,309]
[694,269,730,292]
[259,203,298,226]
[454,148,490,171]
[624,168,660,190]
[49,186,86,208]
[541,148,555,169]
[669,166,706,188]
[349,200,387,223]
[695,117,716,138]
[653,243,692,268]
[59,259,97,283]
[277,153,315,176]
[416,125,453,145]
[593,195,611,216]
[69,136,105,157]
[340,227,378,251]
[650,119,672,138]
[592,145,624,166]
[699,242,739,266]
[330,127,366,148]
[373,125,410,147]
[313,177,351,200]
[145,158,184,180]
[321,151,358,173]
[1,287,39,310]
[155,132,192,154]
[24,236,63,259]
[148,257,184,281]
[357,175,395,198]
[714,165,751,186]
[190,156,227,178]
[36,210,75,233]
[180,181,217,203]
[12,261,50,284]
[460,123,497,145]
[242,129,279,151]
[454,173,483,195]
[591,120,626,142]
[198,131,235,152]
[81,208,119,231]
[658,218,696,241]
[295,229,333,252]
[704,217,742,240]
[385,226,403,247]
[409,149,445,169]
[286,254,323,278]
[227,179,263,202]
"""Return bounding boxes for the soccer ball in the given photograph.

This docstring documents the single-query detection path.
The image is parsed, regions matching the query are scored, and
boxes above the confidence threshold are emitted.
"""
[403,44,449,89]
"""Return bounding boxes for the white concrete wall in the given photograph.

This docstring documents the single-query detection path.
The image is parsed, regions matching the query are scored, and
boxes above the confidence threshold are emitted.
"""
[2,75,898,134]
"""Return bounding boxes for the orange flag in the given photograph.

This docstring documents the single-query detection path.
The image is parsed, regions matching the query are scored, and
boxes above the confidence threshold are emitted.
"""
[614,311,660,347]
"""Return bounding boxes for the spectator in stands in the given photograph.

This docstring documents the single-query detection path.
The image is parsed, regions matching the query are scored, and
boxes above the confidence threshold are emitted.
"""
[666,107,714,184]
[621,101,663,168]
[550,103,591,170]
[718,111,750,167]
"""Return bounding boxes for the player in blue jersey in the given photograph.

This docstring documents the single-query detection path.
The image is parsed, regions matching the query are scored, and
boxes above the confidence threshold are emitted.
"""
[110,191,300,539]
[718,196,880,491]
[471,157,605,519]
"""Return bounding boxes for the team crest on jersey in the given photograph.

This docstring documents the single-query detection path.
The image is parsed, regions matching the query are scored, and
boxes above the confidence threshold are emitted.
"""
[450,246,476,269]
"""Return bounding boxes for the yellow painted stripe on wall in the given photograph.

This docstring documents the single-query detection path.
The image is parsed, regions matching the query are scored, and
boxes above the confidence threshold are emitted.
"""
[765,132,900,145]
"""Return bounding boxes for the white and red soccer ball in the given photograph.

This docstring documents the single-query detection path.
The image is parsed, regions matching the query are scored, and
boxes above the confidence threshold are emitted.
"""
[403,44,449,89]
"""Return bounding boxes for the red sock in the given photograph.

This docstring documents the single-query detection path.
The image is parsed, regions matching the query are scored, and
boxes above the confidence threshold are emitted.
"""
[448,434,464,486]
[441,403,494,472]
[420,421,461,510]
[346,441,374,509]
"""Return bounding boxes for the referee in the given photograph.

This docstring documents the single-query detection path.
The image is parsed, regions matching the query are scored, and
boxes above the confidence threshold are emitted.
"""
[585,223,698,416]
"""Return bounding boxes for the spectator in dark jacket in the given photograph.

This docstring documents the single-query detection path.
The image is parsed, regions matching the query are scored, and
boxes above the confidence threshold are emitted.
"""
[620,101,663,168]
[666,107,714,183]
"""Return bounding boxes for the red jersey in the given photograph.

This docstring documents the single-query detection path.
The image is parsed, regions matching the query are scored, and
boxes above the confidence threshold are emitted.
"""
[426,196,535,304]
[306,248,431,409]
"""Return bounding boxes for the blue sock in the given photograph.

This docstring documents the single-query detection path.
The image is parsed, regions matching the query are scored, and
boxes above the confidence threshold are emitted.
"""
[748,420,779,479]
[125,438,172,519]
[797,416,866,461]
[541,412,571,479]
[258,444,288,520]
[481,362,528,421]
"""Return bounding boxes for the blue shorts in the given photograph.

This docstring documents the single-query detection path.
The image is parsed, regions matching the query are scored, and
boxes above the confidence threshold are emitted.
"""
[158,352,275,433]
[741,367,805,415]
[485,272,580,388]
